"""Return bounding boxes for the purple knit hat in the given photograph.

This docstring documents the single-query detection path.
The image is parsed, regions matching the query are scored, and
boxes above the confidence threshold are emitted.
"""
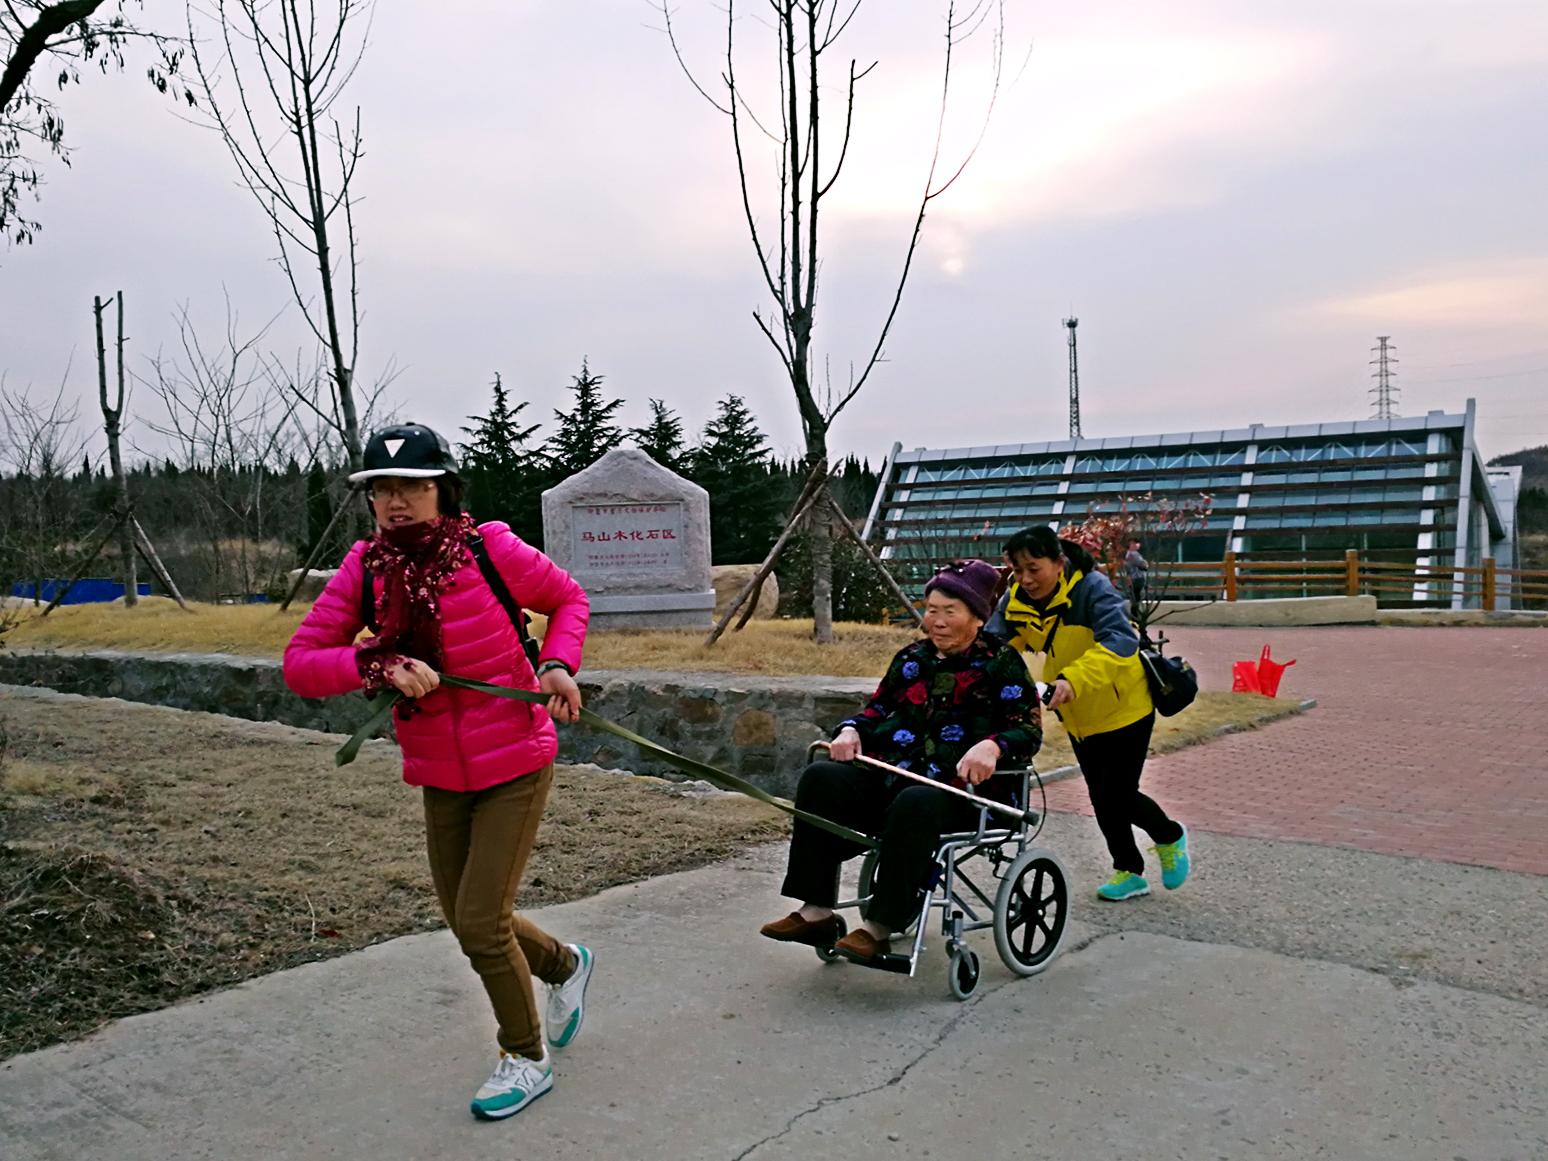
[923,559,1002,621]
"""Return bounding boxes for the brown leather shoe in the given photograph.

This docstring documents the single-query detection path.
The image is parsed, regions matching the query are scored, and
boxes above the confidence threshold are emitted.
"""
[834,928,890,962]
[760,912,844,947]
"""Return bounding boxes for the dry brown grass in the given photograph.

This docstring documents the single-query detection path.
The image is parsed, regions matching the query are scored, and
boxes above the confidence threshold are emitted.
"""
[0,690,785,1059]
[4,600,1308,771]
[6,597,312,656]
[574,620,919,676]
[7,601,920,676]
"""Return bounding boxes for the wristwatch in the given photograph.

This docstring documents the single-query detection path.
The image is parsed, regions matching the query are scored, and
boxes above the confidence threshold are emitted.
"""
[535,659,573,678]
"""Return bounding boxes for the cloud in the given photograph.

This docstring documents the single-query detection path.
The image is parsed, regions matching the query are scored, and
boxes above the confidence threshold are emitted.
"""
[1300,258,1548,329]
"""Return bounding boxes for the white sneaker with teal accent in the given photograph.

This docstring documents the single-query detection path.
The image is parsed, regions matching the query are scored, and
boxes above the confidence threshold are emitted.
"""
[545,943,594,1049]
[470,1048,552,1120]
[1096,871,1151,901]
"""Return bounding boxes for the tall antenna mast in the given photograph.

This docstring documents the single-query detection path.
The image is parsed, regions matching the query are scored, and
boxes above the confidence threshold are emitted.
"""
[1064,316,1082,439]
[1369,336,1398,419]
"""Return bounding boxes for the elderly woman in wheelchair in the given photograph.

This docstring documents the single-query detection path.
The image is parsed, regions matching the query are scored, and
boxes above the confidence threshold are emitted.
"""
[760,561,1070,995]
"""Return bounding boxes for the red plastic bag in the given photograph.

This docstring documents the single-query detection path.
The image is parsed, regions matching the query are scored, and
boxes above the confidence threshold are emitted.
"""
[1232,645,1296,697]
[1255,645,1295,698]
[1231,661,1262,694]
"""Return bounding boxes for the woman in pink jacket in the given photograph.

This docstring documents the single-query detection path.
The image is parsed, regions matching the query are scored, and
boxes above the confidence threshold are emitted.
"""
[284,422,592,1122]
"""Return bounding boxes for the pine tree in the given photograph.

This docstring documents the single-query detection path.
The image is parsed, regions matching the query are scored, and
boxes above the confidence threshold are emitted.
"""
[630,398,686,471]
[301,462,345,562]
[689,394,780,565]
[830,455,880,519]
[461,373,545,540]
[545,359,625,479]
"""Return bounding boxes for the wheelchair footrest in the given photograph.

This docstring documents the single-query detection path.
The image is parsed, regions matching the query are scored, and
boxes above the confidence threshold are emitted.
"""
[844,951,914,974]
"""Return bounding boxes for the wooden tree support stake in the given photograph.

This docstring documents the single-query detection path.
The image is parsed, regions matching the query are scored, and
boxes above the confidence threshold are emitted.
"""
[38,511,190,615]
[131,517,190,610]
[39,518,118,616]
[704,462,831,647]
[281,483,363,611]
[822,491,924,629]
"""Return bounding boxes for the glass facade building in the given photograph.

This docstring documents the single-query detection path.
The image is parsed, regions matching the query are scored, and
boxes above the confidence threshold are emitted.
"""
[862,399,1518,608]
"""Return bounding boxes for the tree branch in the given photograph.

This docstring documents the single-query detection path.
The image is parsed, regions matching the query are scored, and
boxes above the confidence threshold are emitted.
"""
[827,0,1006,424]
[0,0,109,114]
[724,0,788,312]
[656,0,731,114]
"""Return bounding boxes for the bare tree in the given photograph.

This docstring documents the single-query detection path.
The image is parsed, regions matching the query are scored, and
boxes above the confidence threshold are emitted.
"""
[140,298,309,598]
[186,0,374,472]
[93,291,137,606]
[662,0,1008,643]
[0,376,89,602]
[2,1,188,245]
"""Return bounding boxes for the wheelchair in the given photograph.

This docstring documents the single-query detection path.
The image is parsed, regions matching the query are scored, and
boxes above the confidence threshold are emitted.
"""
[804,743,1071,1001]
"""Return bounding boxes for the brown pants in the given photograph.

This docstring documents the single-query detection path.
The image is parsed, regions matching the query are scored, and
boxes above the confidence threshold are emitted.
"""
[422,766,574,1060]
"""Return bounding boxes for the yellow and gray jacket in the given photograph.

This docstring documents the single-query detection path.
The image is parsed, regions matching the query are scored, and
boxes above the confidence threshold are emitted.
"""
[984,564,1153,741]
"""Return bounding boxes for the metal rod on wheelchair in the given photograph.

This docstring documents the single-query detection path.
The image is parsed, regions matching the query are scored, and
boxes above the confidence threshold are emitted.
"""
[809,740,1036,826]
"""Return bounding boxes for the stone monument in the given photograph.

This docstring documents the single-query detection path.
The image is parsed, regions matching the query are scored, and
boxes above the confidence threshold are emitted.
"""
[541,447,716,630]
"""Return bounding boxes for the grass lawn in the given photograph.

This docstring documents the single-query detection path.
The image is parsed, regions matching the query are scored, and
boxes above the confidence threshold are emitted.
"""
[5,599,917,676]
[3,597,1308,773]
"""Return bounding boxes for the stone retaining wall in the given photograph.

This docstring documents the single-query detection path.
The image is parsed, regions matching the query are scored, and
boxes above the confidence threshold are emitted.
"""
[0,650,873,796]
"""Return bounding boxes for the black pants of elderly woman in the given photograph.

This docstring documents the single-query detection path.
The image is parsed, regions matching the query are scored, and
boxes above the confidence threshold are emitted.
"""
[781,760,989,931]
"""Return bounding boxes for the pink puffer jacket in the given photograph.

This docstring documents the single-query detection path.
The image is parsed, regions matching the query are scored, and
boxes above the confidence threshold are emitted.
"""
[283,521,590,792]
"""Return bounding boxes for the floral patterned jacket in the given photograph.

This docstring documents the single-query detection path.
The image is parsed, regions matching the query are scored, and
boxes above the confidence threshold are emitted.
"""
[835,634,1043,792]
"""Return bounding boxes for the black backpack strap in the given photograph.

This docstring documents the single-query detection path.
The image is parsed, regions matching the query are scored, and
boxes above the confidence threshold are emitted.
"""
[357,534,540,668]
[466,533,541,668]
[360,569,378,633]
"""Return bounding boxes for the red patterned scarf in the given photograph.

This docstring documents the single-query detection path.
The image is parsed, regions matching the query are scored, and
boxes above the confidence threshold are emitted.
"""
[356,512,478,691]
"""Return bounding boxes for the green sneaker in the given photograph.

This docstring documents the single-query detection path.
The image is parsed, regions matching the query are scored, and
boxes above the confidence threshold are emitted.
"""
[1096,871,1150,901]
[470,1048,552,1120]
[1154,825,1190,890]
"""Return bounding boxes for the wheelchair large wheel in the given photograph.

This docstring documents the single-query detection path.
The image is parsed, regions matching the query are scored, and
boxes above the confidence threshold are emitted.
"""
[993,846,1069,976]
[857,848,879,901]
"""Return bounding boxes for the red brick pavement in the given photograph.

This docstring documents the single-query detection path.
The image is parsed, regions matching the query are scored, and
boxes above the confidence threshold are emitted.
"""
[1040,626,1548,876]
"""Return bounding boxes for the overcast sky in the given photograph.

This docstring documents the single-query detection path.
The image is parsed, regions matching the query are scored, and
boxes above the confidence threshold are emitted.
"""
[3,0,1546,473]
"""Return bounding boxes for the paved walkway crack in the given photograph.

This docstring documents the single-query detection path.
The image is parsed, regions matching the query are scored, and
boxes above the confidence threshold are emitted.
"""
[728,979,1005,1161]
[728,934,1114,1161]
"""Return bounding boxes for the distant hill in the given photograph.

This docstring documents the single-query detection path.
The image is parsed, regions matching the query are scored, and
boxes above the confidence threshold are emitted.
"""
[1490,446,1547,537]
[1489,445,1548,492]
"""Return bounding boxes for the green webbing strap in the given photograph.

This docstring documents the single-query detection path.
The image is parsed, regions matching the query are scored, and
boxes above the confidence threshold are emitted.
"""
[335,673,878,849]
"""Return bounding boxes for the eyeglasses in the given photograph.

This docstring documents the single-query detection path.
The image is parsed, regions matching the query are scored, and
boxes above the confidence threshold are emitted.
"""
[368,479,437,501]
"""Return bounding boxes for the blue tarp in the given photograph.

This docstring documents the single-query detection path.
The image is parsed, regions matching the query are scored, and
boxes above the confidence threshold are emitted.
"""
[9,579,153,605]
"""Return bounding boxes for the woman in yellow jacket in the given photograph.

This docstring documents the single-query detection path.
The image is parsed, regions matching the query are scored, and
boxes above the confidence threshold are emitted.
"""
[985,525,1190,901]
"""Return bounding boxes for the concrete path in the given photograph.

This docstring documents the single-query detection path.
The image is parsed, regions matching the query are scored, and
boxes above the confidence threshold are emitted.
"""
[4,814,1544,1161]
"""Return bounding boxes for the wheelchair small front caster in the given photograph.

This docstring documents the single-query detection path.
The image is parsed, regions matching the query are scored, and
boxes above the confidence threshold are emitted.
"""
[948,945,981,1000]
[814,915,848,964]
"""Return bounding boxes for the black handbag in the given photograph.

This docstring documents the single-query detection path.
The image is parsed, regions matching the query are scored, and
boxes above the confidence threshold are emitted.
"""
[1137,632,1198,717]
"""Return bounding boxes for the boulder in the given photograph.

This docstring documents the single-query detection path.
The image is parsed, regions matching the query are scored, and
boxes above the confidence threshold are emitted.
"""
[712,564,780,621]
[286,568,339,604]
